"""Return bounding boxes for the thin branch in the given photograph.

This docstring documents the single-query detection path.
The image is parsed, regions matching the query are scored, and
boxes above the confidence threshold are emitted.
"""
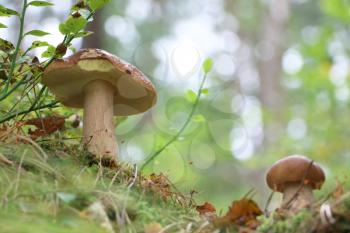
[5,0,28,91]
[0,101,60,124]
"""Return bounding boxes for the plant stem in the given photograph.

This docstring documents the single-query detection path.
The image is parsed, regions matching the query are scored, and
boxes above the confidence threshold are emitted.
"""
[21,12,94,118]
[140,73,208,171]
[0,101,60,124]
[0,11,95,124]
[5,0,28,92]
[0,75,28,101]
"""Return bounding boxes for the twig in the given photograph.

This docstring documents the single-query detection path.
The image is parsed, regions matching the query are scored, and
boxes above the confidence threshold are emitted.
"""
[264,191,275,215]
[0,101,60,123]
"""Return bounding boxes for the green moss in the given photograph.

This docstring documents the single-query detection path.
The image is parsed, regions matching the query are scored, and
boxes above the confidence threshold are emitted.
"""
[0,142,198,233]
[257,209,313,233]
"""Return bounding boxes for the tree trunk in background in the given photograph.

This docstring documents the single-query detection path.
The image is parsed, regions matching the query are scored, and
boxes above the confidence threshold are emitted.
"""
[258,0,290,148]
[82,10,104,49]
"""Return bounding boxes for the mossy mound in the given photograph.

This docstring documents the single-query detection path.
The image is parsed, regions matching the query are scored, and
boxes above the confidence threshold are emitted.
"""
[0,140,200,233]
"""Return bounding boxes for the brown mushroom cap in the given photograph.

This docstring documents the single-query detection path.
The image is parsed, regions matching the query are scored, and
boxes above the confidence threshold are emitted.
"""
[266,155,325,192]
[42,48,157,116]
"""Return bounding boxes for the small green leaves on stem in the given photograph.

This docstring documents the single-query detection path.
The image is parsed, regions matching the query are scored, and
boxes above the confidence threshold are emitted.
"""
[27,1,54,7]
[30,41,50,49]
[186,90,197,103]
[41,45,55,58]
[141,57,214,171]
[75,31,93,38]
[87,0,111,11]
[59,15,87,35]
[202,58,214,74]
[0,5,19,17]
[24,30,50,37]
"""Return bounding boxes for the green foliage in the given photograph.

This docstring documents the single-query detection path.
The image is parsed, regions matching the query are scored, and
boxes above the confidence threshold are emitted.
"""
[87,0,111,11]
[202,57,214,74]
[257,210,313,233]
[41,45,56,58]
[24,29,50,37]
[0,0,107,124]
[186,90,197,103]
[27,1,54,7]
[320,0,350,22]
[0,5,19,16]
[59,16,88,35]
[29,40,50,49]
[74,31,93,38]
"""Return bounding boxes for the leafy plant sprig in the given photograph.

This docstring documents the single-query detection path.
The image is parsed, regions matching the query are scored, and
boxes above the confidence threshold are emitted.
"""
[140,58,214,171]
[0,0,111,124]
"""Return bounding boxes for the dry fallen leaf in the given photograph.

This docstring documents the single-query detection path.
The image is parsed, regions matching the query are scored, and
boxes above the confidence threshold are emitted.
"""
[196,202,216,215]
[24,116,65,139]
[214,198,263,229]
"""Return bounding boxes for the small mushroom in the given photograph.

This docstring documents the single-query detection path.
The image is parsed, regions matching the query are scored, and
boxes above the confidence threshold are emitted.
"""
[42,48,157,164]
[266,155,325,211]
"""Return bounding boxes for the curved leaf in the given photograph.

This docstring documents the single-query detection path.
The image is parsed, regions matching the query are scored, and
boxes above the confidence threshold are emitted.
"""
[28,1,54,7]
[88,0,111,11]
[202,58,214,74]
[0,5,19,17]
[25,30,50,37]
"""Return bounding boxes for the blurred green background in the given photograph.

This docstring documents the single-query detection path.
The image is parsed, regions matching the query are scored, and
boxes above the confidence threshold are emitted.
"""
[1,0,350,212]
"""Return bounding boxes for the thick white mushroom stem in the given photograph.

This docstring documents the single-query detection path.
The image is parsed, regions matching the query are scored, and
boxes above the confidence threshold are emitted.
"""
[83,79,118,162]
[282,182,314,211]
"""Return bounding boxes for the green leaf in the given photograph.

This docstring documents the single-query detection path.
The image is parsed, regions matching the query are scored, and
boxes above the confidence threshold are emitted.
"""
[87,0,111,11]
[202,58,214,74]
[320,0,350,22]
[0,5,19,16]
[0,38,15,51]
[192,114,206,122]
[0,22,7,28]
[28,1,54,7]
[30,41,50,49]
[58,23,69,35]
[75,31,93,38]
[25,30,50,37]
[186,90,197,103]
[201,88,209,95]
[60,16,87,35]
[41,45,55,58]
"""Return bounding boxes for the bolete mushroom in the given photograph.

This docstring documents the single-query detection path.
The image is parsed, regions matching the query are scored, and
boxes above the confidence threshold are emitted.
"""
[42,48,157,164]
[266,155,325,211]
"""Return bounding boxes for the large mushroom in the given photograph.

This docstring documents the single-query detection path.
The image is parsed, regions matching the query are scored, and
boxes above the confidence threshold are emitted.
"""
[266,155,325,211]
[42,48,157,164]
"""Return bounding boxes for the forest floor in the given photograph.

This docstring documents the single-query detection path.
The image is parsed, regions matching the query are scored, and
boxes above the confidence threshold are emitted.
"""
[0,123,350,233]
